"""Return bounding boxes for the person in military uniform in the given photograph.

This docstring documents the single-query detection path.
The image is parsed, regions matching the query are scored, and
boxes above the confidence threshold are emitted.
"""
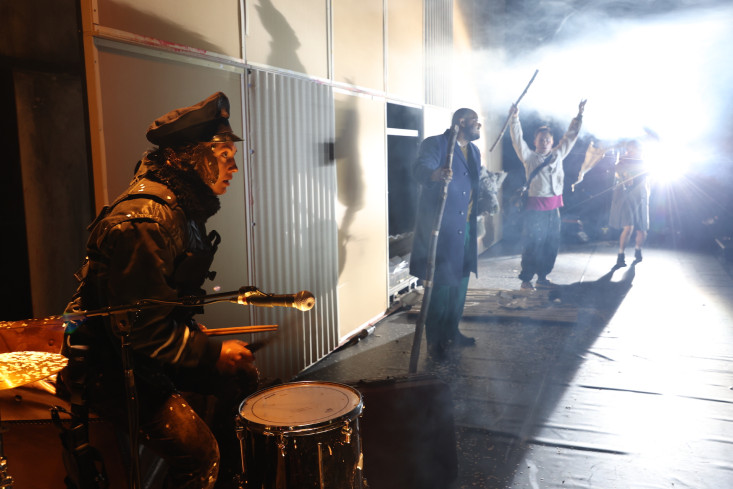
[61,92,257,489]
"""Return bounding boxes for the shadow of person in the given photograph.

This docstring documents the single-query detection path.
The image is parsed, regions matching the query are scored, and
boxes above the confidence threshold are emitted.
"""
[255,0,307,74]
[547,260,637,314]
[333,91,365,277]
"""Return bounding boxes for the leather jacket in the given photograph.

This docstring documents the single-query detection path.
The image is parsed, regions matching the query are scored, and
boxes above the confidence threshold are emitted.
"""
[64,160,223,388]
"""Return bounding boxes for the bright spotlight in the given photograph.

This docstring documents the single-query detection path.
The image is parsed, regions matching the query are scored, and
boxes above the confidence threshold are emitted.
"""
[643,143,680,184]
[644,143,699,185]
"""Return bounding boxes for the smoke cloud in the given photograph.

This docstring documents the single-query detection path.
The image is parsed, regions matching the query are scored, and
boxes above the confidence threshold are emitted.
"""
[477,1,733,170]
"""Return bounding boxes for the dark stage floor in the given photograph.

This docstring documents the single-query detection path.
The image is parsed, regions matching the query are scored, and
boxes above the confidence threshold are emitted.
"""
[296,240,733,489]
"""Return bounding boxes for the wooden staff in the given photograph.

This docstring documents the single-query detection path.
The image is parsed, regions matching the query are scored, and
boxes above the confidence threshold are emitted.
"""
[409,124,460,373]
[200,324,278,336]
[489,69,539,152]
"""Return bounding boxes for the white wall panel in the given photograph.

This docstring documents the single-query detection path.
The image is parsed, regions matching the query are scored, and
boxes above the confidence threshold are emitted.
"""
[333,0,384,91]
[97,0,242,58]
[245,0,329,78]
[246,69,338,379]
[334,90,389,341]
[387,0,424,102]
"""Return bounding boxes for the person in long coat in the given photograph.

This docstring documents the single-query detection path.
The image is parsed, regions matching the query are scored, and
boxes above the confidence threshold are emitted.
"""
[409,108,482,358]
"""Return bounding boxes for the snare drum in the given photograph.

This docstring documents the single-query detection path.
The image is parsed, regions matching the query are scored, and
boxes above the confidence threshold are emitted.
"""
[237,381,364,489]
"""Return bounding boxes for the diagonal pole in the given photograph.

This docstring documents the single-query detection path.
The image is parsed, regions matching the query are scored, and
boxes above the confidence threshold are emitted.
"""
[409,124,460,373]
[489,69,539,152]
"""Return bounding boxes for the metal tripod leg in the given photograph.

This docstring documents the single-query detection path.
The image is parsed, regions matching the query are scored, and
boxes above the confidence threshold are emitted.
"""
[0,407,15,489]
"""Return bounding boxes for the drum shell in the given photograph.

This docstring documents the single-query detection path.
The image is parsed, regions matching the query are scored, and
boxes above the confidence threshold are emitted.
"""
[0,386,129,489]
[236,381,364,489]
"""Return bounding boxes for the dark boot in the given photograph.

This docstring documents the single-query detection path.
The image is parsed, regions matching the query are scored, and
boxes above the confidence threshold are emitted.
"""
[428,341,449,360]
[453,332,476,347]
[616,253,627,267]
[634,248,642,262]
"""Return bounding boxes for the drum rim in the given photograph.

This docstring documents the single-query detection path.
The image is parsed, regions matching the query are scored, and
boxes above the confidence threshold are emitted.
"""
[238,380,363,432]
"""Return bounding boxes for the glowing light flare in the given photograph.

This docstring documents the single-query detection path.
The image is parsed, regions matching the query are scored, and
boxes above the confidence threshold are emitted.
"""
[478,5,733,166]
[642,141,694,184]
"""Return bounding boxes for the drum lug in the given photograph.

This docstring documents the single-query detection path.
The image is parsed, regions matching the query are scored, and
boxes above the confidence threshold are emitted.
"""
[277,434,286,458]
[341,422,352,444]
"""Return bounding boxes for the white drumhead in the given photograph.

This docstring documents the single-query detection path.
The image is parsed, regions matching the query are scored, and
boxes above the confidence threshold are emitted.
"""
[240,381,362,427]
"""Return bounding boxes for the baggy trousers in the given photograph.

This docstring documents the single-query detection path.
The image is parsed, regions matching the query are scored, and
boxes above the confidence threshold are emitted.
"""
[519,208,561,282]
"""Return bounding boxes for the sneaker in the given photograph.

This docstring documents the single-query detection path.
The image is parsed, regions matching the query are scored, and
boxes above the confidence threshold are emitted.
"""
[520,281,535,291]
[634,249,643,262]
[536,278,554,289]
[453,332,476,347]
[616,253,627,267]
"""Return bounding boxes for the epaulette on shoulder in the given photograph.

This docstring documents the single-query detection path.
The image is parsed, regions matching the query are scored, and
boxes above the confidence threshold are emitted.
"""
[87,179,180,233]
[122,179,177,207]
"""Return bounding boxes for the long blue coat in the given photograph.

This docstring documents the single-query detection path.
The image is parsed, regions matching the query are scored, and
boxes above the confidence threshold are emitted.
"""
[409,129,481,286]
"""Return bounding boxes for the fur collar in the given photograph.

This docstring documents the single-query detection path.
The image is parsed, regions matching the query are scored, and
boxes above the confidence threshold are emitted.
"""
[145,162,220,222]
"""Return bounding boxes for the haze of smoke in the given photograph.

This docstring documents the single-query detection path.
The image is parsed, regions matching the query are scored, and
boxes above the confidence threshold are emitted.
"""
[477,3,733,159]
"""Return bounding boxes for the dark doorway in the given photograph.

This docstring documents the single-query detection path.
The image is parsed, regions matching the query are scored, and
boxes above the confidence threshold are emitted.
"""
[387,103,423,258]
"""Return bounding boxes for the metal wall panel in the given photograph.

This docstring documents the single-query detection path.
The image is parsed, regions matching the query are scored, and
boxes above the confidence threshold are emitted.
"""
[424,0,453,108]
[246,69,338,380]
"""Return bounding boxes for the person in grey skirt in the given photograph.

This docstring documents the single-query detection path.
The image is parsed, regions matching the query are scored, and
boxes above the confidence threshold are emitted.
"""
[609,139,649,266]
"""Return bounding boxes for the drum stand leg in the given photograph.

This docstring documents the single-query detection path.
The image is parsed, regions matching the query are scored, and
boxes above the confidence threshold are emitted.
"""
[0,408,15,488]
[53,344,111,489]
[317,442,324,489]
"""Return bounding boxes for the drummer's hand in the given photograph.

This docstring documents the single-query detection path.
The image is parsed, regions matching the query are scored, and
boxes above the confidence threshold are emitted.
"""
[509,103,519,117]
[216,339,255,375]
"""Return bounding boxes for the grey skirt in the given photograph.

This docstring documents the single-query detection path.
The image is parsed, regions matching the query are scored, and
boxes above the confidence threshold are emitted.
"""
[608,182,650,230]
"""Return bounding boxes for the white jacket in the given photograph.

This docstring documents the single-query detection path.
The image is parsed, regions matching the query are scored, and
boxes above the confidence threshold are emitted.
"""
[510,114,582,197]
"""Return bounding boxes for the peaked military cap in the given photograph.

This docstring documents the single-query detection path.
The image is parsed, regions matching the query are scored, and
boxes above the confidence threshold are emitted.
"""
[146,91,243,147]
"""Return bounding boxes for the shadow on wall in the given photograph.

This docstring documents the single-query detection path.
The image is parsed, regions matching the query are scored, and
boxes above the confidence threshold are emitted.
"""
[256,0,307,75]
[334,93,365,277]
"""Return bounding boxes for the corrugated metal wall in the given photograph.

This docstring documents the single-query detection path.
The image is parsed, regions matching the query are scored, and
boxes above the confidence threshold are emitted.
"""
[245,68,338,381]
[424,0,454,108]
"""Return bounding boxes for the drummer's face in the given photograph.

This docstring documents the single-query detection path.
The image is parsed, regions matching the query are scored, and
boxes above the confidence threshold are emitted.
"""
[208,142,239,195]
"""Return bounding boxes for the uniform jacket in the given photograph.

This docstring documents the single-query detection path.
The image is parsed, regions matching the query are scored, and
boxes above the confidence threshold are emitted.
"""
[409,130,481,286]
[64,161,222,389]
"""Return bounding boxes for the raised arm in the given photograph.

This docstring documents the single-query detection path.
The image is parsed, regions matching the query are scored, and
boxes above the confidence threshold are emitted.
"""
[555,99,586,160]
[508,104,534,164]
